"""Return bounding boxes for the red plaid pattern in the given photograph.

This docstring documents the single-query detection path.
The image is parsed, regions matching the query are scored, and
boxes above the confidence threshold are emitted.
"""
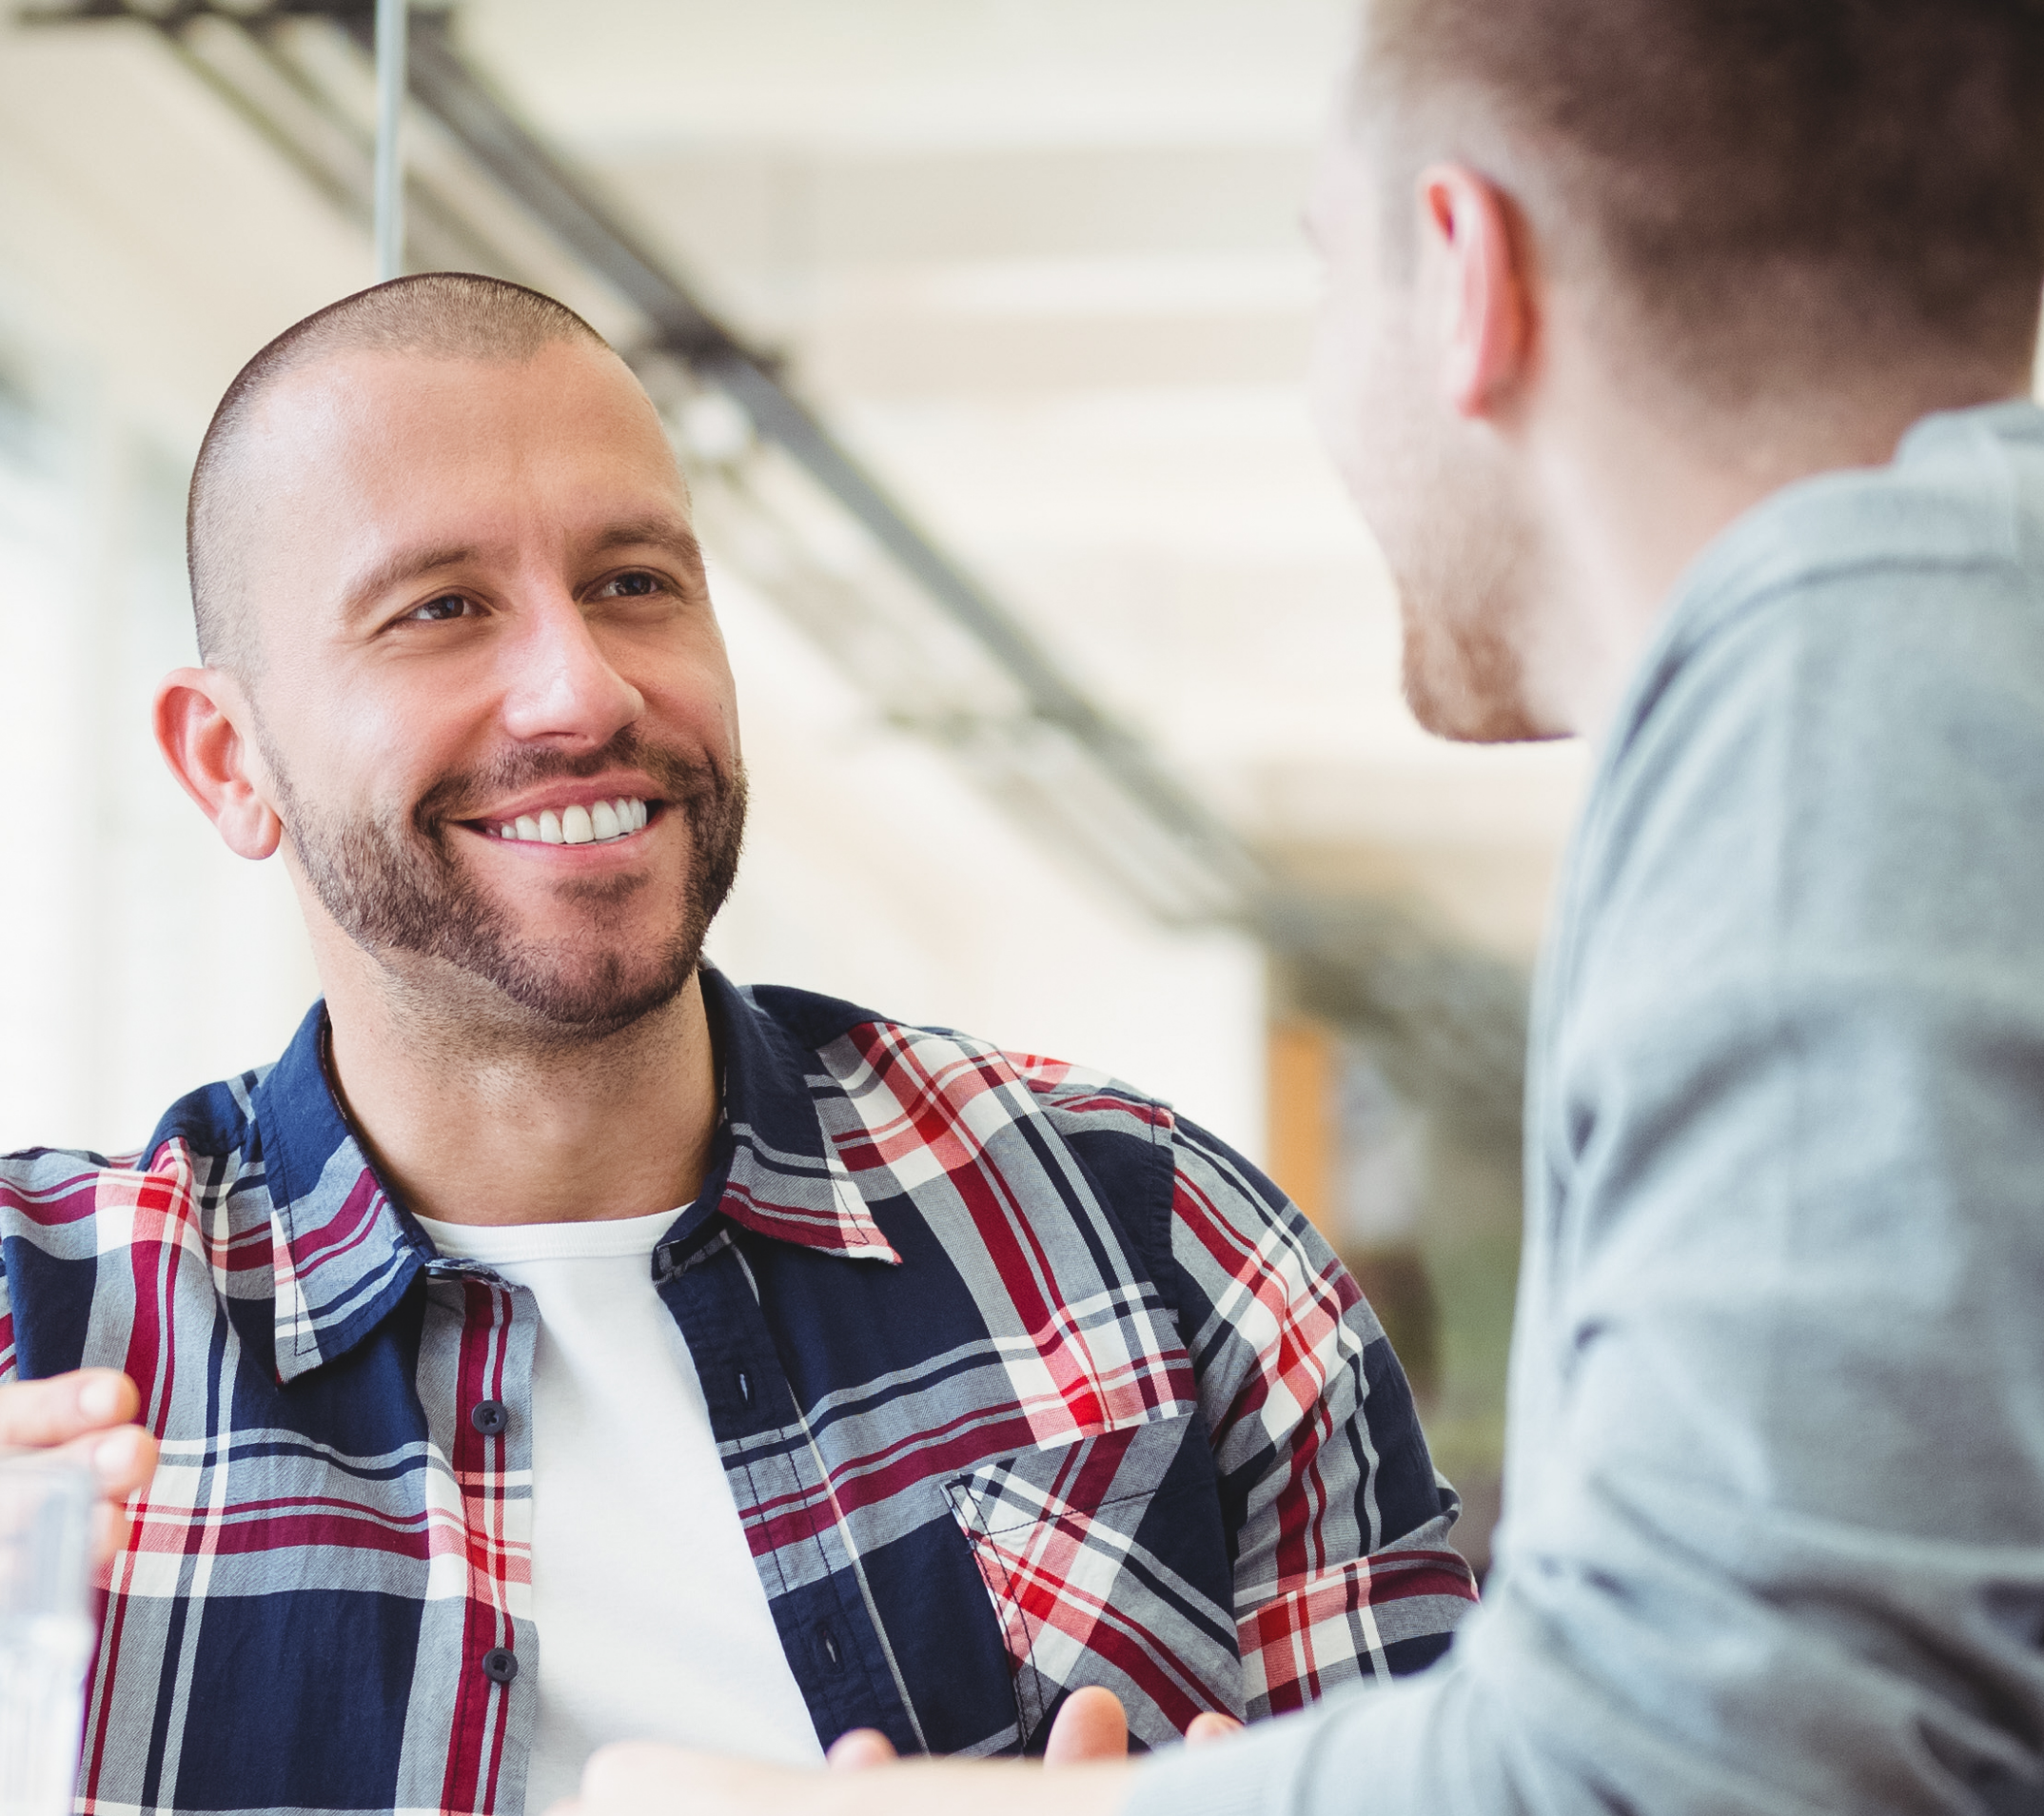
[0,972,1475,1816]
[947,1422,1244,1737]
[1241,1552,1490,1716]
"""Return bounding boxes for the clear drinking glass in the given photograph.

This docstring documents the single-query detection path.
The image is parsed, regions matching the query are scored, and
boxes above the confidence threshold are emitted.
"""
[0,1456,94,1816]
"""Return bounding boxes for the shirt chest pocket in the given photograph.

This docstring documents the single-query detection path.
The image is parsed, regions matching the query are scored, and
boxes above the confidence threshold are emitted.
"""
[943,1413,1246,1751]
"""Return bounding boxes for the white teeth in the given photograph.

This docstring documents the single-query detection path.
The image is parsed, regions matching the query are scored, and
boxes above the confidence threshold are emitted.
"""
[493,799,649,843]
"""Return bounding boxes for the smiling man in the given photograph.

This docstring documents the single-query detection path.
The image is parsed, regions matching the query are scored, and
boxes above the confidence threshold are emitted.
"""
[0,275,1475,1816]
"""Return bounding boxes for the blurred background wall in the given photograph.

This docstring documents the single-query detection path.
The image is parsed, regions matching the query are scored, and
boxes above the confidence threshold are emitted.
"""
[0,0,1593,1571]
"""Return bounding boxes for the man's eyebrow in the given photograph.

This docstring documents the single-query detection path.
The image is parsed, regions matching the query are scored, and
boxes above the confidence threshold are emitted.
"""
[587,516,704,567]
[341,543,475,621]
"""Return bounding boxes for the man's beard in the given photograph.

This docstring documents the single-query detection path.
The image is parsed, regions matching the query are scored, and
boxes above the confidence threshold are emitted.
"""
[1338,314,1561,744]
[269,729,747,1040]
[1398,570,1550,744]
[1367,435,1561,742]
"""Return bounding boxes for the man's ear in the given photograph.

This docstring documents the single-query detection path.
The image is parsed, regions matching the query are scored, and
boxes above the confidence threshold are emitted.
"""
[1417,163,1535,418]
[153,667,284,860]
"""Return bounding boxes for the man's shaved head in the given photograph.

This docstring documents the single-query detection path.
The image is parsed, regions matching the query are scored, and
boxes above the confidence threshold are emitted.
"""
[187,272,608,671]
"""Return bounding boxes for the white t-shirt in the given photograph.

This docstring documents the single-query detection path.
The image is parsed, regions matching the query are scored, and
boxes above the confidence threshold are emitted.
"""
[412,1208,824,1811]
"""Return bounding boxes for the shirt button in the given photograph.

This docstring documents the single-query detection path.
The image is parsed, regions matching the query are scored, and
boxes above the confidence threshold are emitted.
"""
[470,1400,510,1436]
[481,1647,519,1686]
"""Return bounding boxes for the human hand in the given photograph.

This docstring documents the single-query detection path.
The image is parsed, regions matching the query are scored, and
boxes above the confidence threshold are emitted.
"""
[550,1689,1242,1816]
[0,1370,160,1564]
[558,1740,1128,1816]
[827,1686,1244,1767]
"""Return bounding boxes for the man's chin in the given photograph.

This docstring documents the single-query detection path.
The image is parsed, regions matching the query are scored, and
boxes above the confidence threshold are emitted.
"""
[362,916,703,1045]
[1404,671,1556,744]
[461,943,702,1041]
[1400,602,1562,744]
[423,851,709,1036]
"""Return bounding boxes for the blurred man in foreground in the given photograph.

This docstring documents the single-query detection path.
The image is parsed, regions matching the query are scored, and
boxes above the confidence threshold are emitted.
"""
[560,1,2044,1813]
[0,273,1474,1816]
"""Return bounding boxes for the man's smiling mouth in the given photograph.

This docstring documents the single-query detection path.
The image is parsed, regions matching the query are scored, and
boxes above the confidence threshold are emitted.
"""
[483,797,652,847]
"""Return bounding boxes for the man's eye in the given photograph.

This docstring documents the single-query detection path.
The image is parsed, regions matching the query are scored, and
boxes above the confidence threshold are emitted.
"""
[406,594,474,622]
[604,571,662,599]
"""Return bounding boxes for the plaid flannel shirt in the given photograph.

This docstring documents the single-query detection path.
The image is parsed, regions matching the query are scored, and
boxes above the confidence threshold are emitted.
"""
[0,969,1477,1816]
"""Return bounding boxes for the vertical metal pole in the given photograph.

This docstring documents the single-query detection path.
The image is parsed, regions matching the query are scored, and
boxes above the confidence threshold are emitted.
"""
[373,0,408,281]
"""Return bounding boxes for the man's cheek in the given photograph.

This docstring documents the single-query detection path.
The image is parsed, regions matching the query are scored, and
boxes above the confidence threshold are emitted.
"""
[1307,324,1372,502]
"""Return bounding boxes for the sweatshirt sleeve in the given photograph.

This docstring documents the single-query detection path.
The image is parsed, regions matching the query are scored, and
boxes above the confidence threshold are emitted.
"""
[1136,523,2044,1815]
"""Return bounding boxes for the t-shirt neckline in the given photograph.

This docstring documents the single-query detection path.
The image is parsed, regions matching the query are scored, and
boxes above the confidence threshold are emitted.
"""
[412,1204,694,1265]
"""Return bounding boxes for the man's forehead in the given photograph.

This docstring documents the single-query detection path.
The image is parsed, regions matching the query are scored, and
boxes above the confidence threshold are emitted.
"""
[225,342,693,595]
[231,343,688,532]
[248,340,656,449]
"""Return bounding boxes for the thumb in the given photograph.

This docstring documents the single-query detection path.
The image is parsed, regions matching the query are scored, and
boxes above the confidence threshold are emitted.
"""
[1044,1687,1129,1765]
[827,1729,898,1770]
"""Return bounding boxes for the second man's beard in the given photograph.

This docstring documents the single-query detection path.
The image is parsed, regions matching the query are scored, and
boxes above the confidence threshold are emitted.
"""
[270,728,748,1041]
[1399,587,1556,743]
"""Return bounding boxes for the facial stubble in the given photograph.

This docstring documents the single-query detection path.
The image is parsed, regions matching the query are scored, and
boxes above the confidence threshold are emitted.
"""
[1356,318,1557,743]
[267,727,747,1041]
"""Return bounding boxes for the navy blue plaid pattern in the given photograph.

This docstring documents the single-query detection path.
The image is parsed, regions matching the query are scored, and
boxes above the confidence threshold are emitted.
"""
[0,970,1475,1814]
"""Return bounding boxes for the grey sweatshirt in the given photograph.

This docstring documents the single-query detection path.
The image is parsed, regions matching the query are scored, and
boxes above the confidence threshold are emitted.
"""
[1128,402,2044,1815]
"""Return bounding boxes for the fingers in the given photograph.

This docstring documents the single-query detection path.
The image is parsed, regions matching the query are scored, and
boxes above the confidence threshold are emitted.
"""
[1044,1687,1129,1766]
[827,1730,899,1770]
[81,1425,159,1566]
[0,1371,138,1448]
[0,1374,158,1569]
[78,1422,158,1498]
[1040,1689,1236,1761]
[67,1423,160,1569]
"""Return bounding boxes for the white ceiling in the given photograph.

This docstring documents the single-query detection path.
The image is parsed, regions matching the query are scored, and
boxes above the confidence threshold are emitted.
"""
[462,0,1362,151]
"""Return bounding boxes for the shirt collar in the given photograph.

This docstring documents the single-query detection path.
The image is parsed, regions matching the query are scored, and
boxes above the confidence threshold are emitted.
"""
[250,968,897,1383]
[691,966,902,1267]
[247,1002,429,1385]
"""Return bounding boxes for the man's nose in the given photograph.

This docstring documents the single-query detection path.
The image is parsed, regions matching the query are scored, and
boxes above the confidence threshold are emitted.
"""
[499,592,644,747]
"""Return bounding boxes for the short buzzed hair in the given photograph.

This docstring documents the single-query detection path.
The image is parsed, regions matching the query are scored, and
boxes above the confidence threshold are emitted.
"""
[1359,0,2044,405]
[187,273,607,670]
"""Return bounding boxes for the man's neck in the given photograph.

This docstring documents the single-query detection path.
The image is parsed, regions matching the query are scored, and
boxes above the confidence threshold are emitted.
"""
[1522,333,2032,740]
[321,963,720,1229]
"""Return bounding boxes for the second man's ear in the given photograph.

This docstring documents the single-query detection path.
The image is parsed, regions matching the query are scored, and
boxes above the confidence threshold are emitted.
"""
[1417,162,1535,419]
[153,667,284,862]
